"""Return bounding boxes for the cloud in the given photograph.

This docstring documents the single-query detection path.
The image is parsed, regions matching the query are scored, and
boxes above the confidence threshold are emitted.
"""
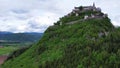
[95,0,120,25]
[0,0,120,33]
[11,9,29,14]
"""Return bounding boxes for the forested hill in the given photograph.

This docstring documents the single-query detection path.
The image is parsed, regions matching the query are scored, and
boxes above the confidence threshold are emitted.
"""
[2,5,120,68]
[0,32,43,43]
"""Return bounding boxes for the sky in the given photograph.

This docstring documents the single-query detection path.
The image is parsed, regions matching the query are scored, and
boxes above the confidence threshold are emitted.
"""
[0,0,120,33]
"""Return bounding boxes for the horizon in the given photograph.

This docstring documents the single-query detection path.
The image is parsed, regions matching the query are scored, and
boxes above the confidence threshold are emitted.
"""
[0,0,120,33]
[0,31,43,33]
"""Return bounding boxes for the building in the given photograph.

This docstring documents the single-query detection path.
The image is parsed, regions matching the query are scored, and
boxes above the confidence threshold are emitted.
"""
[64,3,108,25]
[72,3,101,14]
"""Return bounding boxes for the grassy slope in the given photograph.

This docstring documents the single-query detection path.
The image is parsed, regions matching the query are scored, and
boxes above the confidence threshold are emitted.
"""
[0,46,18,55]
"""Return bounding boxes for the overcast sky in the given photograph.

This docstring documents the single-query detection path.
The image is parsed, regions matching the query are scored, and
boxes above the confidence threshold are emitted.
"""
[0,0,120,33]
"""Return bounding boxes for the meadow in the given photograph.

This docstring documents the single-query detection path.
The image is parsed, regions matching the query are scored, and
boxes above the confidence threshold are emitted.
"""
[0,46,18,55]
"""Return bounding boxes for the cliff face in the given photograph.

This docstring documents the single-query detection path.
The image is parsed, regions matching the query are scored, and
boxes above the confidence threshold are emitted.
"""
[2,5,120,68]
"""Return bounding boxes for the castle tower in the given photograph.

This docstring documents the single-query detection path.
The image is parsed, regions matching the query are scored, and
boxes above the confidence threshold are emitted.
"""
[93,2,95,7]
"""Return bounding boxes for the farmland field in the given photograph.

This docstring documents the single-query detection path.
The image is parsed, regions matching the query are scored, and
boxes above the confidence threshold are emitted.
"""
[0,46,18,55]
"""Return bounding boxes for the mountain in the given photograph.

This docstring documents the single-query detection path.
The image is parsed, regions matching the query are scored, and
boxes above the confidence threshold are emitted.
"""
[2,4,120,68]
[0,31,12,34]
[0,32,43,43]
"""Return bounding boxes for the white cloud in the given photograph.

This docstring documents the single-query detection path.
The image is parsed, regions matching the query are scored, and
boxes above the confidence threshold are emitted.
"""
[0,0,120,33]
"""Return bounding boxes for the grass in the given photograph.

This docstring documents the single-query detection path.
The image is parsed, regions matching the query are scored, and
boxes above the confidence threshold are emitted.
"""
[0,46,18,55]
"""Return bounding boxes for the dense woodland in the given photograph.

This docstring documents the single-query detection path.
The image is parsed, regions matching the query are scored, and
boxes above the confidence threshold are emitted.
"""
[1,9,120,68]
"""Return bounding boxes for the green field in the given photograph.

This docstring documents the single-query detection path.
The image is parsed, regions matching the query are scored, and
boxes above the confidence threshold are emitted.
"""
[0,46,18,55]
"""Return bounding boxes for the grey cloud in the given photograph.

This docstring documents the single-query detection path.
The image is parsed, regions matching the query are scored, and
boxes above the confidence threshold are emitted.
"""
[11,9,29,14]
[28,20,48,29]
[28,20,39,29]
[15,16,29,20]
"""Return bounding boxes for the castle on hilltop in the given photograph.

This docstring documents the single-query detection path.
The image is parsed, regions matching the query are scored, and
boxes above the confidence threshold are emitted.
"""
[73,3,101,15]
[53,3,108,26]
[66,3,107,20]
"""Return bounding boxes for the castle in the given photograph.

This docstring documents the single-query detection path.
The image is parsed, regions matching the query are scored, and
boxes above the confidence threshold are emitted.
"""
[53,3,108,26]
[73,3,101,15]
[66,3,107,20]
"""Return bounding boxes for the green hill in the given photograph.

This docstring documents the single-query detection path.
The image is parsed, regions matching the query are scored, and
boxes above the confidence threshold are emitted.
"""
[2,5,120,68]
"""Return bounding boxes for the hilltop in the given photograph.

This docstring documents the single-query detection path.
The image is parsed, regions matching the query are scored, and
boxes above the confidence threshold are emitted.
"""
[54,3,107,26]
[2,4,120,68]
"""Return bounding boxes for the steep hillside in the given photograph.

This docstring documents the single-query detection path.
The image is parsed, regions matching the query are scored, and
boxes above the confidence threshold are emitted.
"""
[2,5,120,68]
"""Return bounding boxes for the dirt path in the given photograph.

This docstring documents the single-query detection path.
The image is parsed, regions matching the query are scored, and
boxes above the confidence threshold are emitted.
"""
[0,56,8,65]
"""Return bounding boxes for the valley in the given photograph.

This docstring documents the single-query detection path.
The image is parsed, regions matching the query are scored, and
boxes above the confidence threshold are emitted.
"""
[0,32,43,65]
[0,46,18,65]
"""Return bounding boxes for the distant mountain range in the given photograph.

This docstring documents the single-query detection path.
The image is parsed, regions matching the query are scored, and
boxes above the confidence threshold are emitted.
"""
[0,31,12,34]
[0,31,43,43]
